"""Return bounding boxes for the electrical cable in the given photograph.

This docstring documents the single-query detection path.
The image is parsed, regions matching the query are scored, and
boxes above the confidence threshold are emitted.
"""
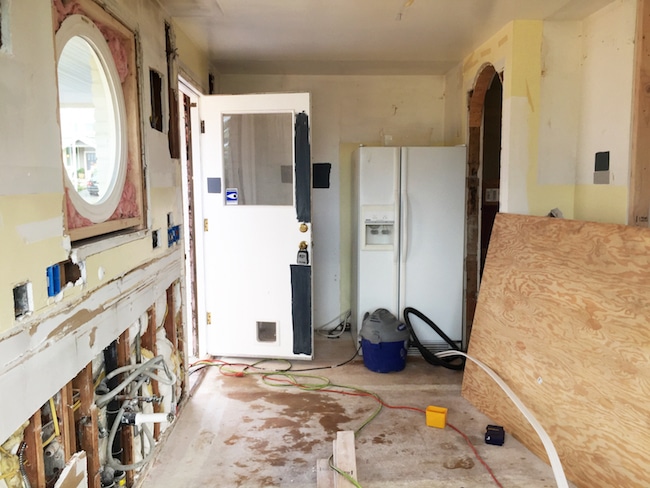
[209,358,502,488]
[403,307,465,370]
[436,350,569,488]
[316,310,352,339]
[41,396,62,448]
[18,442,31,488]
[189,345,361,375]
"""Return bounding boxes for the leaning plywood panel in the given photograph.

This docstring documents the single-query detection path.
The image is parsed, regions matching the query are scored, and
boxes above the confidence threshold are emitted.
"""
[462,213,650,488]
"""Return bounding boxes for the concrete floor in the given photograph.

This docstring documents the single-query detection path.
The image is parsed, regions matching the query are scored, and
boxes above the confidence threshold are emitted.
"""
[138,333,568,487]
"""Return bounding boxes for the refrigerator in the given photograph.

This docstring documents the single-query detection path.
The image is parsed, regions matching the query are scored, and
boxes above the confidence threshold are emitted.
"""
[351,146,466,348]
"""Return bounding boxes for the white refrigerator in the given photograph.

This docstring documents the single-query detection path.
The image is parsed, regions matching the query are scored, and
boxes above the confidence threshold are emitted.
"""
[352,146,466,348]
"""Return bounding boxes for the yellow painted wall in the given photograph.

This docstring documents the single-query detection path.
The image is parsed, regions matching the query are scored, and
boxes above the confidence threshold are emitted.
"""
[461,1,635,224]
[0,194,69,330]
[174,22,210,93]
[574,186,629,223]
[338,143,358,314]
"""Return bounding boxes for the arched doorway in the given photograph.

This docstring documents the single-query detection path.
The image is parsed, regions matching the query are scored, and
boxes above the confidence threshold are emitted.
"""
[464,64,503,348]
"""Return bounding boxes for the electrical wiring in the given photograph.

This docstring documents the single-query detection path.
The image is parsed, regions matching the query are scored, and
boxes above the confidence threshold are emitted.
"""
[436,350,569,488]
[316,310,351,339]
[18,442,31,488]
[188,345,362,376]
[204,358,502,488]
[42,397,62,448]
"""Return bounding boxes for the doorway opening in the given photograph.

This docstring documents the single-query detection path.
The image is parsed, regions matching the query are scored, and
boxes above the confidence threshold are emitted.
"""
[178,77,202,362]
[464,64,503,348]
[480,72,503,277]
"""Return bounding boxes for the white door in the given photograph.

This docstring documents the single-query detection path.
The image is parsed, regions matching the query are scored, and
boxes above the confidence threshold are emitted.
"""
[198,93,312,359]
[399,146,466,344]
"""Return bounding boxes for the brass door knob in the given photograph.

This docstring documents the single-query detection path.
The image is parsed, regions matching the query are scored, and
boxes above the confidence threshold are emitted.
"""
[299,223,309,233]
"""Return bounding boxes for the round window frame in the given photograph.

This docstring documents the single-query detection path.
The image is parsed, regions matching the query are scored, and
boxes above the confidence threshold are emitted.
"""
[56,15,128,224]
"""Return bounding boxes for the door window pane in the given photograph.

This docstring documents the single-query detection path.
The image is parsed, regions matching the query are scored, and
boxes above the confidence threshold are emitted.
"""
[222,113,293,205]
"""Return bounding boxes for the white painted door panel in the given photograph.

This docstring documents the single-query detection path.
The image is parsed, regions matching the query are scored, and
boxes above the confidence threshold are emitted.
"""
[199,93,312,359]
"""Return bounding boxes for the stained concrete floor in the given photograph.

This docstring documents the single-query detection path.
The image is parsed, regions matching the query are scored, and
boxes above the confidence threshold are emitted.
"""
[138,333,570,488]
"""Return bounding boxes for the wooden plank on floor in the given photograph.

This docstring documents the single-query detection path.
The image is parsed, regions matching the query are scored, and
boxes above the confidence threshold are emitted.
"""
[316,458,335,488]
[333,431,357,488]
[462,213,650,488]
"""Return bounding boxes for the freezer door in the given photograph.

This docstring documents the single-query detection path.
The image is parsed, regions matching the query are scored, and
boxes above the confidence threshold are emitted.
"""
[352,147,400,334]
[399,146,466,344]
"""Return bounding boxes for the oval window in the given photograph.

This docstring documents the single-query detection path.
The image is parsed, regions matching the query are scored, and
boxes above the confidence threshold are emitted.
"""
[56,16,127,223]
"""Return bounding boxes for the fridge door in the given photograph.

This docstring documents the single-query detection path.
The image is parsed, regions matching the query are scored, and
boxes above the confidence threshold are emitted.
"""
[352,147,400,334]
[399,146,466,344]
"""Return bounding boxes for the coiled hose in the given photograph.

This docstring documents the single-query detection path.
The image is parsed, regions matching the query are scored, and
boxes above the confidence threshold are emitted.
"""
[403,306,465,370]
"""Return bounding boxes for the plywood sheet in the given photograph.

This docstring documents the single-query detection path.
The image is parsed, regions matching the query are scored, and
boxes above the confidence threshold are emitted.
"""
[462,213,650,488]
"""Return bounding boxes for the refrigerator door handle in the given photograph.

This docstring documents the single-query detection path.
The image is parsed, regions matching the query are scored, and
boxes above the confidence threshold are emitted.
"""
[401,194,410,263]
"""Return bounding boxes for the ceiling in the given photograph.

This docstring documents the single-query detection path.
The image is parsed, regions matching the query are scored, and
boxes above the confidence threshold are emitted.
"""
[159,0,614,76]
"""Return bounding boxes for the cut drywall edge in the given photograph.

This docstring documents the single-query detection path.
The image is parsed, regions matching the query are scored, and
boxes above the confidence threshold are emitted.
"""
[53,451,88,488]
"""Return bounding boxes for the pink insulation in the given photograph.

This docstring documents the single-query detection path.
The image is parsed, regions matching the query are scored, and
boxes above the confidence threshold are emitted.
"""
[52,0,83,31]
[65,188,93,230]
[98,23,130,84]
[109,160,141,220]
[57,0,141,232]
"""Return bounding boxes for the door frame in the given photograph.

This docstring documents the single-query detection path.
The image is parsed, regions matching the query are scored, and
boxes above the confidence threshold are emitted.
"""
[464,63,501,350]
[178,76,205,359]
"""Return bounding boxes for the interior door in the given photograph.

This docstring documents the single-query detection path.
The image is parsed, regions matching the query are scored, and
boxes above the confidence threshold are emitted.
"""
[199,93,312,359]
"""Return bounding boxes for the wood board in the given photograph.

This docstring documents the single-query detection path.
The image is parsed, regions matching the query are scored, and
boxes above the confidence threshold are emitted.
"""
[462,213,650,488]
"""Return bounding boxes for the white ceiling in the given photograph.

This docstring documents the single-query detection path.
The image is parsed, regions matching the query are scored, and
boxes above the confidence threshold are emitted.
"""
[159,0,614,75]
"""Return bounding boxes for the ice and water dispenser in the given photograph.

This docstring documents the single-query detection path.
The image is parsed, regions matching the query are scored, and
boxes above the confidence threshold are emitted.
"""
[362,206,395,248]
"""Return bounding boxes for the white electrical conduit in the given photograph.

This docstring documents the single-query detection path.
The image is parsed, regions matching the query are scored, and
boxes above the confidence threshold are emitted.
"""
[436,350,569,488]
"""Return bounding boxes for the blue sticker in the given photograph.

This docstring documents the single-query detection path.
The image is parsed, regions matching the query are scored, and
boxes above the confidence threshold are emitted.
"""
[226,188,238,205]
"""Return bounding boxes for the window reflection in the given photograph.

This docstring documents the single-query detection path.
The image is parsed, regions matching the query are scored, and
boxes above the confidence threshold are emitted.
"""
[58,36,118,204]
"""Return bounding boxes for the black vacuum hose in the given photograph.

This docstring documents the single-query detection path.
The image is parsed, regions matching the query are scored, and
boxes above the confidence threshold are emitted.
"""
[403,307,465,370]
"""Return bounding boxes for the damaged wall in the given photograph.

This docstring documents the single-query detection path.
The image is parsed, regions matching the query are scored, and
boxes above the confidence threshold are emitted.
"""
[457,0,635,223]
[0,0,208,446]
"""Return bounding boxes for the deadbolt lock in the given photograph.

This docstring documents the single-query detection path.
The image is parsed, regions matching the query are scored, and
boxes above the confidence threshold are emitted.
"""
[299,223,309,233]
